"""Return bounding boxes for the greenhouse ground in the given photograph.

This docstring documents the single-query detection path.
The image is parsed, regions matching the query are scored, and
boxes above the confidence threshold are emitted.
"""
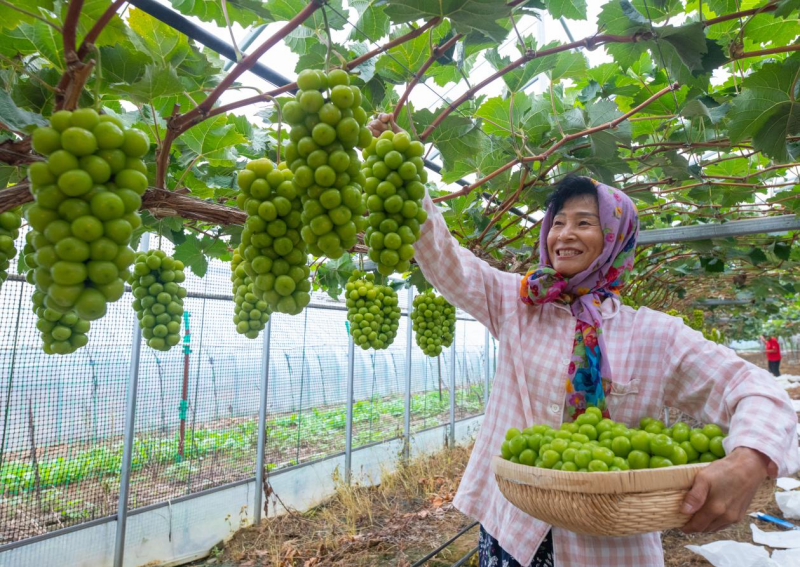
[188,352,800,567]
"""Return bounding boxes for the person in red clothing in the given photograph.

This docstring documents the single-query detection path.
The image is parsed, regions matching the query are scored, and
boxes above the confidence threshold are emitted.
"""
[760,335,782,376]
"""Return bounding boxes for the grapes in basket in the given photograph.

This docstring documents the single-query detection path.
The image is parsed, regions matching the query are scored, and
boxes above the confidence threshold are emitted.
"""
[500,407,727,472]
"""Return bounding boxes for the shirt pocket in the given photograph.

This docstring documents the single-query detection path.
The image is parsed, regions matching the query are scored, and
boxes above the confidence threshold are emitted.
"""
[607,378,641,427]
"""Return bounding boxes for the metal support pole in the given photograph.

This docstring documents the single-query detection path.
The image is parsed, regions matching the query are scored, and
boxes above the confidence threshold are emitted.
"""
[403,287,414,461]
[254,319,272,525]
[344,334,355,484]
[449,335,456,446]
[484,327,490,407]
[113,232,149,567]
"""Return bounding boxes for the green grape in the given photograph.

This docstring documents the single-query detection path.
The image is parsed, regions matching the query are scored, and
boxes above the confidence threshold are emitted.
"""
[25,110,146,333]
[236,158,311,316]
[0,208,22,290]
[345,270,401,350]
[410,289,455,357]
[361,130,428,276]
[30,288,90,355]
[129,250,186,351]
[231,244,271,339]
[282,69,371,260]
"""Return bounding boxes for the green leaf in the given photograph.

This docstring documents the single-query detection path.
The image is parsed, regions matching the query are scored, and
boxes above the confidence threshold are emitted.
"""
[728,57,800,162]
[112,65,184,104]
[744,12,800,47]
[657,23,707,73]
[2,22,63,70]
[597,1,649,35]
[551,51,587,82]
[586,99,631,158]
[474,93,531,137]
[169,0,272,27]
[0,90,47,131]
[774,0,800,18]
[631,0,682,22]
[544,0,587,20]
[11,68,60,115]
[316,254,356,299]
[774,241,792,261]
[749,247,768,265]
[128,7,191,66]
[349,0,390,42]
[408,267,432,292]
[0,0,54,30]
[178,115,248,167]
[701,257,725,273]
[374,32,429,83]
[99,44,152,87]
[173,234,228,278]
[268,0,346,31]
[383,0,511,42]
[414,110,484,180]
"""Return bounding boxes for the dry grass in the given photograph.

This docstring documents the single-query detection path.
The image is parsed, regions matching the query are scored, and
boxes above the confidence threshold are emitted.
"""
[191,444,478,567]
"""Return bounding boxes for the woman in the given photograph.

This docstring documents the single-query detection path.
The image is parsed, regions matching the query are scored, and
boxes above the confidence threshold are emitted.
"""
[409,172,798,566]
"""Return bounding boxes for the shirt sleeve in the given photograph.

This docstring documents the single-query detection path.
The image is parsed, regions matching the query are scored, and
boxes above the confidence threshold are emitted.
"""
[661,317,799,477]
[414,193,521,339]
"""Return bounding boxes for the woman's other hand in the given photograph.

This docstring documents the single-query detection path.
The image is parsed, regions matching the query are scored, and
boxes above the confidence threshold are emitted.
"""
[680,447,773,533]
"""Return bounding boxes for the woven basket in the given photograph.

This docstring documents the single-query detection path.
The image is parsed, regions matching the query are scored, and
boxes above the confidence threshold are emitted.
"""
[493,456,775,537]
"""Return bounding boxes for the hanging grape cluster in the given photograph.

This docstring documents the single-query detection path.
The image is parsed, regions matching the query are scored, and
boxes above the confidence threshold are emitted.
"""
[31,289,90,355]
[411,289,455,357]
[0,208,21,290]
[24,109,146,352]
[362,131,428,276]
[231,244,271,339]
[345,270,401,350]
[236,158,310,315]
[282,69,371,259]
[130,250,187,351]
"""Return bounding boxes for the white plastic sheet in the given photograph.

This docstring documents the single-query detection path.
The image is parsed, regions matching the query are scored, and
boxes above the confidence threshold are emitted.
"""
[778,478,800,491]
[752,524,800,548]
[686,541,800,567]
[777,491,800,520]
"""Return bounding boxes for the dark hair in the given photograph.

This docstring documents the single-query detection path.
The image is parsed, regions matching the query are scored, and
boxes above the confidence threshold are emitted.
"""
[544,174,597,215]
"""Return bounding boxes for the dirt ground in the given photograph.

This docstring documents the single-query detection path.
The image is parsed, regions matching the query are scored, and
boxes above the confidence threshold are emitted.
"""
[189,352,800,567]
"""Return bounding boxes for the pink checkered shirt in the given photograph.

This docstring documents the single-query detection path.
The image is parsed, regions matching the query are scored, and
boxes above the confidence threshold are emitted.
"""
[415,194,799,566]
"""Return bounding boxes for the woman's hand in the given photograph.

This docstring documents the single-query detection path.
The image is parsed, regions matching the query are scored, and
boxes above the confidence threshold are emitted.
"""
[681,447,773,533]
[367,112,401,137]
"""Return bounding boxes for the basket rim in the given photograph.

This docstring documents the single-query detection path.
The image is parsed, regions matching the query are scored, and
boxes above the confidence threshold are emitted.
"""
[492,455,711,494]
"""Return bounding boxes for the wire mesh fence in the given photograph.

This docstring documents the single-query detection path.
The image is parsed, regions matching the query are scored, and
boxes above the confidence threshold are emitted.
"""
[0,234,492,548]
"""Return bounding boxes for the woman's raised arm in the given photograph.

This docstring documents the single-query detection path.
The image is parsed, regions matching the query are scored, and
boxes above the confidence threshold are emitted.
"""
[414,193,521,339]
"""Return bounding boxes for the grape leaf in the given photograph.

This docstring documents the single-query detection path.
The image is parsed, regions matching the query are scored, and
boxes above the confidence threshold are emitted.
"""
[128,8,191,66]
[551,51,587,82]
[383,0,511,42]
[267,0,346,30]
[316,254,357,299]
[484,40,560,91]
[349,0,390,42]
[0,0,54,31]
[728,57,800,162]
[474,93,531,137]
[99,44,151,87]
[112,65,184,104]
[0,90,47,131]
[544,0,587,20]
[586,99,631,159]
[2,22,63,70]
[169,0,272,27]
[374,32,429,83]
[173,234,229,278]
[178,115,248,167]
[597,0,649,35]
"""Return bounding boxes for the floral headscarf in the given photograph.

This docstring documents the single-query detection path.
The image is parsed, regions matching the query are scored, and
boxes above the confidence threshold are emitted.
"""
[519,179,639,420]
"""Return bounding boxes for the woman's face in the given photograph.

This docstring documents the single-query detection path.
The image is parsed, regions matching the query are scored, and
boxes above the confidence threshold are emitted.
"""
[546,194,604,277]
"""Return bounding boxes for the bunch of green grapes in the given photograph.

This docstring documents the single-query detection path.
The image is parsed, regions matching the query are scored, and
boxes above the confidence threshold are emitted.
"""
[130,250,187,352]
[236,158,311,315]
[361,131,428,276]
[410,289,455,357]
[345,270,400,350]
[281,69,371,259]
[0,208,21,289]
[25,108,147,325]
[231,244,271,339]
[31,289,90,355]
